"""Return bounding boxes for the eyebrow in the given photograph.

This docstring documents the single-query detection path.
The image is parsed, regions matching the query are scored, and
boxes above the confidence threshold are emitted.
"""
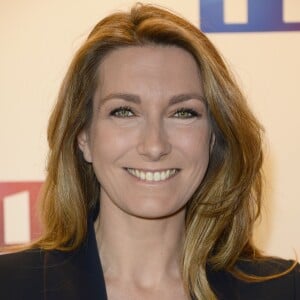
[169,93,205,105]
[98,92,205,106]
[100,93,141,105]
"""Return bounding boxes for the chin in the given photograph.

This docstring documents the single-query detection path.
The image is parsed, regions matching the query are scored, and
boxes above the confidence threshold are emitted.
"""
[121,201,186,220]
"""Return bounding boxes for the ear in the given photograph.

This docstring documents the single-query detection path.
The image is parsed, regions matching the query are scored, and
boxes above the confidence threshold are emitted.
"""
[210,132,215,153]
[77,130,92,163]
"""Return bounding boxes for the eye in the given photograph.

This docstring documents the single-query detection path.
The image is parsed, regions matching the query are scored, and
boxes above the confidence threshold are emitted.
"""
[110,106,135,118]
[173,108,199,119]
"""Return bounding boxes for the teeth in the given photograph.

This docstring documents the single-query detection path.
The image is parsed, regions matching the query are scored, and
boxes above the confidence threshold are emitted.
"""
[154,172,160,181]
[127,168,177,182]
[146,172,153,181]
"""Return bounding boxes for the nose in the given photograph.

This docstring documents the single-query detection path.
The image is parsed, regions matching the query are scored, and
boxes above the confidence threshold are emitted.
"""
[136,118,171,161]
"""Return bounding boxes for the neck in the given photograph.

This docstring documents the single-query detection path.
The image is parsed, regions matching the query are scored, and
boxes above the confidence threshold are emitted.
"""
[94,200,186,287]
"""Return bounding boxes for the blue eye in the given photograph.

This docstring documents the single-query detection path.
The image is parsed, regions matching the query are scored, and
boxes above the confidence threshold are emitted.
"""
[110,106,134,118]
[173,108,199,119]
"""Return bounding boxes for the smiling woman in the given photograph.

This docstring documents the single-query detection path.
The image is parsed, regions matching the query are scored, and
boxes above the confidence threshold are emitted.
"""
[0,3,299,300]
[77,46,212,221]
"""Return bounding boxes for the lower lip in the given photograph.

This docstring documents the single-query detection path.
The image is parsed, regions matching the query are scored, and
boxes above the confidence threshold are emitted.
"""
[124,169,179,184]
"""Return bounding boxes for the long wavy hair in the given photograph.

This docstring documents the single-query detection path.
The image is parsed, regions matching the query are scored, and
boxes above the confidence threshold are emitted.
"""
[34,3,285,299]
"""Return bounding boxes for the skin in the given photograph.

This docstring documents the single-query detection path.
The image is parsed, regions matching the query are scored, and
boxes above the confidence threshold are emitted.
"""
[78,46,213,300]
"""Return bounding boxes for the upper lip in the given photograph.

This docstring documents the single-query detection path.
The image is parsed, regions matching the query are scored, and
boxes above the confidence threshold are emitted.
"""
[125,167,180,172]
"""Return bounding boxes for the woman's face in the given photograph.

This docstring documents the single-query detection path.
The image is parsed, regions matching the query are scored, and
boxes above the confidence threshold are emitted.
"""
[78,46,212,219]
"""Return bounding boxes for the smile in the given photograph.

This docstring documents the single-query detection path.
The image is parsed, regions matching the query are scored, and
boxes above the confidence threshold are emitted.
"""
[126,168,178,182]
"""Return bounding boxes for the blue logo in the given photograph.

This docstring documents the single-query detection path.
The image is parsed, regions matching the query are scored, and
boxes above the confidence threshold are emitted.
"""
[200,0,300,32]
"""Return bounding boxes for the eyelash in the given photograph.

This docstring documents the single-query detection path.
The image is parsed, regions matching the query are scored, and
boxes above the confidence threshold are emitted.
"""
[173,108,200,119]
[110,106,135,118]
[109,106,200,119]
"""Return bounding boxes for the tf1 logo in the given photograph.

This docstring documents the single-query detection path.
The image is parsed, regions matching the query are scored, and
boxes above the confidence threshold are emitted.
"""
[0,182,42,247]
[200,0,300,32]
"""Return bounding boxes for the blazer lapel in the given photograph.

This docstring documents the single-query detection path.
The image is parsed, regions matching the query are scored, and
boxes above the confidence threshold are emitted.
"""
[43,218,107,300]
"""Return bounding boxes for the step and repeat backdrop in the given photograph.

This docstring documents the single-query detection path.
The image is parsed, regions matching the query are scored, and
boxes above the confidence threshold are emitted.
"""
[1,0,299,258]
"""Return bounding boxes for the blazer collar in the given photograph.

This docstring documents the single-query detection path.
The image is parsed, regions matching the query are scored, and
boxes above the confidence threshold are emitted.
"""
[43,217,107,300]
[42,217,235,300]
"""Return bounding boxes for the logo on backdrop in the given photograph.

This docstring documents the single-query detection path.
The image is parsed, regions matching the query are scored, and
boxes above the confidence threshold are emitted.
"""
[0,182,42,246]
[200,0,300,32]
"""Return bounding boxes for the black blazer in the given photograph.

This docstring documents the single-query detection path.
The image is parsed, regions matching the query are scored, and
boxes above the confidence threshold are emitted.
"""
[0,219,299,300]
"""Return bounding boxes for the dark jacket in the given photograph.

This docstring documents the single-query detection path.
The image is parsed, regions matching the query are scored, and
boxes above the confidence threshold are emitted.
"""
[0,219,299,300]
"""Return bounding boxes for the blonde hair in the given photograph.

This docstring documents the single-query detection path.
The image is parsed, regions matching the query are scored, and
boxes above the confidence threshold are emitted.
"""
[35,3,284,299]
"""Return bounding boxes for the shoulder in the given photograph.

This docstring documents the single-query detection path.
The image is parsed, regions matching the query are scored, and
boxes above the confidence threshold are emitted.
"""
[235,259,300,299]
[0,247,45,265]
[208,258,300,300]
[236,258,299,275]
[0,249,45,299]
[0,248,45,276]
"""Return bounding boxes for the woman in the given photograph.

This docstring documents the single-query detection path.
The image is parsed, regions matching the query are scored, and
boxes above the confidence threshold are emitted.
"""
[0,3,299,300]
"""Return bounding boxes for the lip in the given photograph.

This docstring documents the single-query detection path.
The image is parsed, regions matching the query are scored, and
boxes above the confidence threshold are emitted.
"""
[124,167,180,183]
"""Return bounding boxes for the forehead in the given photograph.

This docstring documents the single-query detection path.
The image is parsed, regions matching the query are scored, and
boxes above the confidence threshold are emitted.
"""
[95,46,203,97]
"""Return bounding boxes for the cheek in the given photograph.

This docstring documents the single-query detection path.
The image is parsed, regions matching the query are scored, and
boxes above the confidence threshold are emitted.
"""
[172,126,211,157]
[180,129,211,189]
[89,124,137,160]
